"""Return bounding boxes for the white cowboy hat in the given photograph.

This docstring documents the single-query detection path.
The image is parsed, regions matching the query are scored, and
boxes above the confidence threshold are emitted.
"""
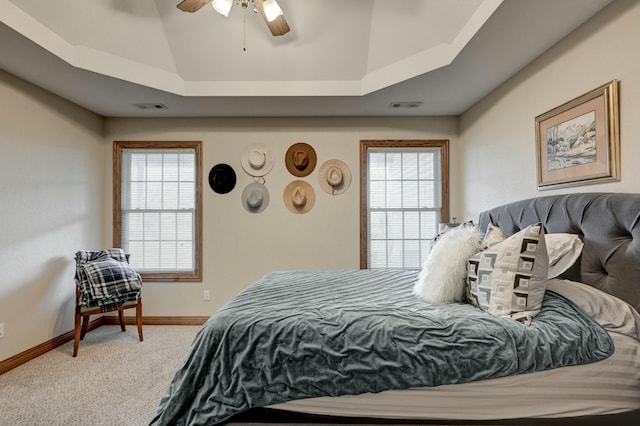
[241,143,274,177]
[241,182,270,213]
[283,180,315,214]
[318,159,351,195]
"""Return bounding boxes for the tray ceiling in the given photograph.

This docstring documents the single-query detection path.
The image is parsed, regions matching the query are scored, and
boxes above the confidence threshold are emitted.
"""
[0,0,612,117]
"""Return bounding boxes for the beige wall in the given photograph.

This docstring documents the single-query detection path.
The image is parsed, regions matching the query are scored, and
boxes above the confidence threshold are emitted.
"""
[2,0,638,362]
[103,117,459,316]
[458,0,640,220]
[0,69,105,361]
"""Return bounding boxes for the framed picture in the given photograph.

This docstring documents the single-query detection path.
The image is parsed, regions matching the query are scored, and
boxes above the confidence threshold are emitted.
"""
[535,80,620,190]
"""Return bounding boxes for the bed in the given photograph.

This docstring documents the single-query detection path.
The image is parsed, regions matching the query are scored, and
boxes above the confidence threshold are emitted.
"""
[151,192,640,425]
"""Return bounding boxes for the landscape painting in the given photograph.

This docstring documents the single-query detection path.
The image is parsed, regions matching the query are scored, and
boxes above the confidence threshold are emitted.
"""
[535,80,620,190]
[546,111,596,171]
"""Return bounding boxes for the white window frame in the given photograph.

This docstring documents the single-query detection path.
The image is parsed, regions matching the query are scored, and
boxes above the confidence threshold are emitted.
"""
[113,141,202,282]
[360,140,449,269]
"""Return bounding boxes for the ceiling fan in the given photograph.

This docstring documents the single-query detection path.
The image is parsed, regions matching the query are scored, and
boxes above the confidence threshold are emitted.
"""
[177,0,291,37]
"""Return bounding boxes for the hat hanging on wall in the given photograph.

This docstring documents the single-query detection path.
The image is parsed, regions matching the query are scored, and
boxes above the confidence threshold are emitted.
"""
[241,182,270,213]
[318,159,351,195]
[208,163,237,194]
[283,180,315,214]
[240,143,274,177]
[285,142,317,177]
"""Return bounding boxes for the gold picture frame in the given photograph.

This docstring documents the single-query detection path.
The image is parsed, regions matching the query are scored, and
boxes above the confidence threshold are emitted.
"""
[535,80,620,190]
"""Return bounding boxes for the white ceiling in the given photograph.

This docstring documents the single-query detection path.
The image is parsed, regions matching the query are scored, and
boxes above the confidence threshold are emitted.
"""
[0,0,612,118]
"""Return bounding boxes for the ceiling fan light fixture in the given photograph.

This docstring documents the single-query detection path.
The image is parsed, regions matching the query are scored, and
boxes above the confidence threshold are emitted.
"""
[262,0,283,22]
[211,0,233,17]
[178,0,289,36]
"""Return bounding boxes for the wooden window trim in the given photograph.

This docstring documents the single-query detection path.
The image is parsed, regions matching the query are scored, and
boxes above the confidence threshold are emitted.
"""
[359,139,450,269]
[113,141,203,282]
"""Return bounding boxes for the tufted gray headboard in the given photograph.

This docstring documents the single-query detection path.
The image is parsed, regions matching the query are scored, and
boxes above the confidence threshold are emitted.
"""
[478,193,640,313]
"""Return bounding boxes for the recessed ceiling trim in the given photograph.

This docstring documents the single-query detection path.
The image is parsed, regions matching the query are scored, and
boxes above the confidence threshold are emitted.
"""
[1,0,501,99]
[73,46,185,95]
[362,43,454,95]
[183,79,364,97]
[1,0,186,96]
[361,0,504,95]
[452,0,504,53]
[0,0,613,117]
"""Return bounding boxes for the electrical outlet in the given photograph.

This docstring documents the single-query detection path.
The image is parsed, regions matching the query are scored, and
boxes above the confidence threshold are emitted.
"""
[0,323,5,339]
[203,290,210,301]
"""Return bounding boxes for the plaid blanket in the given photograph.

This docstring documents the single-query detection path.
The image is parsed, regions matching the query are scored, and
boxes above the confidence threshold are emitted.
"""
[76,249,142,312]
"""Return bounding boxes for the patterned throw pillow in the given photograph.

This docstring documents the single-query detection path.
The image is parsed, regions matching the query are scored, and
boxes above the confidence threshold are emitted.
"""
[466,223,549,325]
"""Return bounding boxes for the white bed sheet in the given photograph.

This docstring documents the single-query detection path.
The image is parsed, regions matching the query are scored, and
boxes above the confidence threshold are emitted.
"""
[271,279,640,420]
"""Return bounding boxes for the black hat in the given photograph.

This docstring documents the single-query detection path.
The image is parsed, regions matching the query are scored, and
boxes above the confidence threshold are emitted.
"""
[208,163,237,194]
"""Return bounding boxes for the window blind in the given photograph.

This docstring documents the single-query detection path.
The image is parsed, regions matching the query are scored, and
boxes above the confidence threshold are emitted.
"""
[367,148,442,269]
[120,149,196,273]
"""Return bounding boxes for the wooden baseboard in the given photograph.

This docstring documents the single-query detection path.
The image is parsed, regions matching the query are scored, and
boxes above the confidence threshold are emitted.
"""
[0,317,104,375]
[102,316,208,326]
[0,316,207,375]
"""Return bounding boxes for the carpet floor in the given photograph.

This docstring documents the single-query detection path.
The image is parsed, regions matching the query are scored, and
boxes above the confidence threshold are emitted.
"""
[0,325,201,426]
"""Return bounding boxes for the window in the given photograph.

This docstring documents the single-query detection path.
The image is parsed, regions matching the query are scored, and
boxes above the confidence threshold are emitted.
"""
[113,141,202,281]
[360,140,449,269]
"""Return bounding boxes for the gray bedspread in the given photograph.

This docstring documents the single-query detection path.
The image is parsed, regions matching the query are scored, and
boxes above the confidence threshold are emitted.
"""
[150,269,613,426]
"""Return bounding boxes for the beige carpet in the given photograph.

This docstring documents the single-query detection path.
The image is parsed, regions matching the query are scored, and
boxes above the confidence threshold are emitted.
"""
[0,326,397,426]
[0,325,201,426]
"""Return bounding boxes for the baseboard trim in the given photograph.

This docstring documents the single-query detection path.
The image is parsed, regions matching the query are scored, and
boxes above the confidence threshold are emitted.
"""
[0,316,207,375]
[102,316,208,326]
[0,317,104,375]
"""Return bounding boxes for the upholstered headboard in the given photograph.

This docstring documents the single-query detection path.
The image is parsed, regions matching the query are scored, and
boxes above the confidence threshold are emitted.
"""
[478,193,640,313]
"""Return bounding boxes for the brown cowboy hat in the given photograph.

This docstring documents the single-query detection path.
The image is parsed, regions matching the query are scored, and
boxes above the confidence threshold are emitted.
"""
[285,142,317,177]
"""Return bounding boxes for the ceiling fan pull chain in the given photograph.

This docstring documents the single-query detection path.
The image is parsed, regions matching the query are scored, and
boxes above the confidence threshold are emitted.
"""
[243,6,247,51]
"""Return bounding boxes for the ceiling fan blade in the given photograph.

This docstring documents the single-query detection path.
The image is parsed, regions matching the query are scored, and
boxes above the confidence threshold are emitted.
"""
[176,0,212,13]
[265,14,290,37]
[253,0,291,36]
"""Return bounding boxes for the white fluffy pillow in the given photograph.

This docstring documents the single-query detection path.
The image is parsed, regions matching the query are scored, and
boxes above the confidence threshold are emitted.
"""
[413,224,483,304]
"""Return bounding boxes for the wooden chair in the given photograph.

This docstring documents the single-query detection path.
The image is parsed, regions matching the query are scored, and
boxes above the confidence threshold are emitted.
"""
[73,259,143,357]
[73,280,143,357]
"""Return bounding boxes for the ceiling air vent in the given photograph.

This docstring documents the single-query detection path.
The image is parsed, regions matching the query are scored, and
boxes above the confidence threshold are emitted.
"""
[133,103,168,110]
[389,102,422,109]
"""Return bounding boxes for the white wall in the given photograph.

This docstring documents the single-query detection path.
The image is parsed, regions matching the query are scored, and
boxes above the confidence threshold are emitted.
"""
[458,0,640,220]
[103,117,459,315]
[0,69,105,361]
